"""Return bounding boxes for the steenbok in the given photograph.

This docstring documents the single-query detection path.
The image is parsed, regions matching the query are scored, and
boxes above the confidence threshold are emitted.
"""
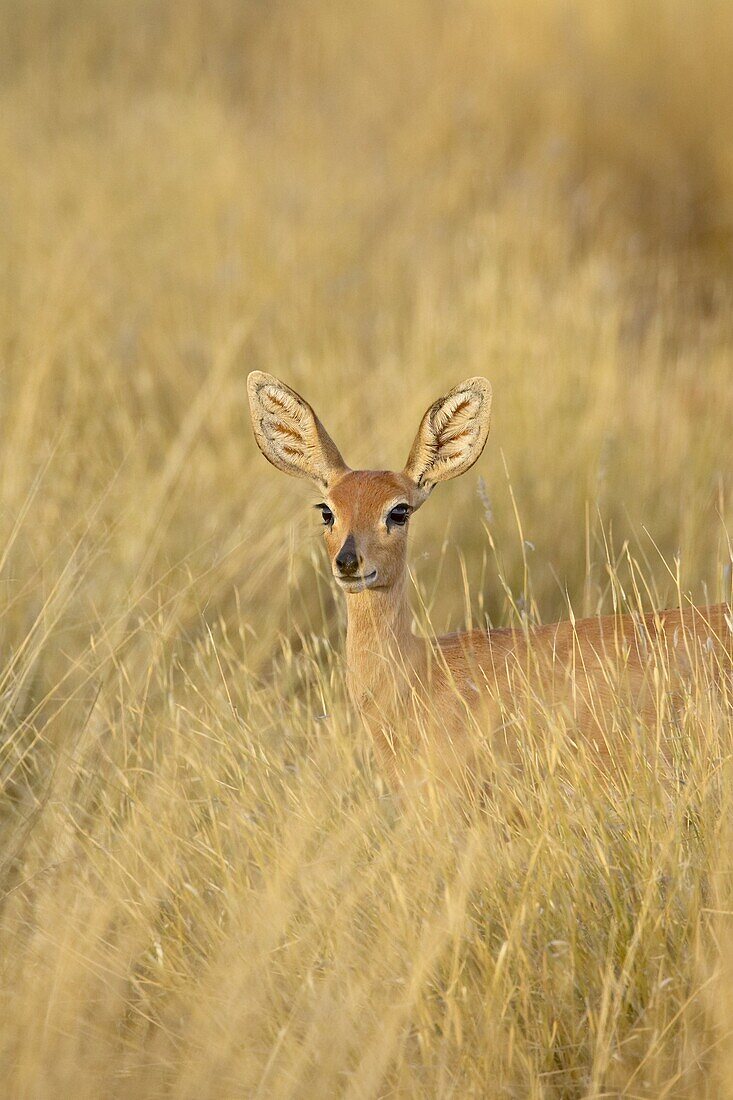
[248,372,732,788]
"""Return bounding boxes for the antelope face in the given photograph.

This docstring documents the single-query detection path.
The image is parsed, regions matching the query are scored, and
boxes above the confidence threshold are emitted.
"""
[247,371,492,596]
[318,470,418,592]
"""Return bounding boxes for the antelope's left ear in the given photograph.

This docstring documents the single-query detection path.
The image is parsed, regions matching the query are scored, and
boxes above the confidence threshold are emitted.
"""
[247,371,349,490]
[403,377,492,499]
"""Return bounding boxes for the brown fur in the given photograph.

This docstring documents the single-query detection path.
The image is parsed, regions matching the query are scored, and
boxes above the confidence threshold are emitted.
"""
[328,472,732,785]
[248,372,732,789]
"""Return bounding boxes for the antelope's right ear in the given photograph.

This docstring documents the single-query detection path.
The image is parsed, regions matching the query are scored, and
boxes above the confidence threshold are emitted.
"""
[247,372,348,490]
[404,377,492,501]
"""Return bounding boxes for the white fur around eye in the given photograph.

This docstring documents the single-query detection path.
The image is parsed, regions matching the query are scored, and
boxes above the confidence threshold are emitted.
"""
[385,502,410,528]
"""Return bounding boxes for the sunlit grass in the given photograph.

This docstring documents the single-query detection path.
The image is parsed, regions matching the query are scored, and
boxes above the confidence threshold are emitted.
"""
[0,1,732,1095]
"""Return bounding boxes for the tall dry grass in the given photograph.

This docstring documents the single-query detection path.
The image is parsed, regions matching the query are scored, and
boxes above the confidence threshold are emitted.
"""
[0,1,732,1095]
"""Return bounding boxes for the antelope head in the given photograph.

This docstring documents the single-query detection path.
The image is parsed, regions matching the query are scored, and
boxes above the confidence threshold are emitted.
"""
[247,371,492,594]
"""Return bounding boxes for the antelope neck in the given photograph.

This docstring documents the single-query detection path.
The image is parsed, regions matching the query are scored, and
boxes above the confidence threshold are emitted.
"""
[344,578,418,686]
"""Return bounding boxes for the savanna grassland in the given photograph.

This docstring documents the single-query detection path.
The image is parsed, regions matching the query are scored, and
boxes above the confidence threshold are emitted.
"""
[1,2,733,1096]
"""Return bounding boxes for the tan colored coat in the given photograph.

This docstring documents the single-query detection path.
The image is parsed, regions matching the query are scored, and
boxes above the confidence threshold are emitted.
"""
[248,369,732,789]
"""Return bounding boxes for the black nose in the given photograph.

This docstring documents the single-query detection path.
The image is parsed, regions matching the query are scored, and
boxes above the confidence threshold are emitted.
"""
[335,535,360,576]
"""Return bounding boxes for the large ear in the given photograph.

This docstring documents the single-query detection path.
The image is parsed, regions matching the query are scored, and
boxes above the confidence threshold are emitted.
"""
[403,377,492,496]
[247,371,348,490]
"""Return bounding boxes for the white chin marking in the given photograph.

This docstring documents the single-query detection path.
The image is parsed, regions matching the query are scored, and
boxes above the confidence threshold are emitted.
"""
[335,570,378,591]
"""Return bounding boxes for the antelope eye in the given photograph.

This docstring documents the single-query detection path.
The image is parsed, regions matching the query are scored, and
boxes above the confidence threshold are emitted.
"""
[315,503,334,528]
[386,503,410,528]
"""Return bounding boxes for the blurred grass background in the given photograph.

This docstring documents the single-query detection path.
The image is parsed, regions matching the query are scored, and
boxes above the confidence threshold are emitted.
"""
[0,1,732,1095]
